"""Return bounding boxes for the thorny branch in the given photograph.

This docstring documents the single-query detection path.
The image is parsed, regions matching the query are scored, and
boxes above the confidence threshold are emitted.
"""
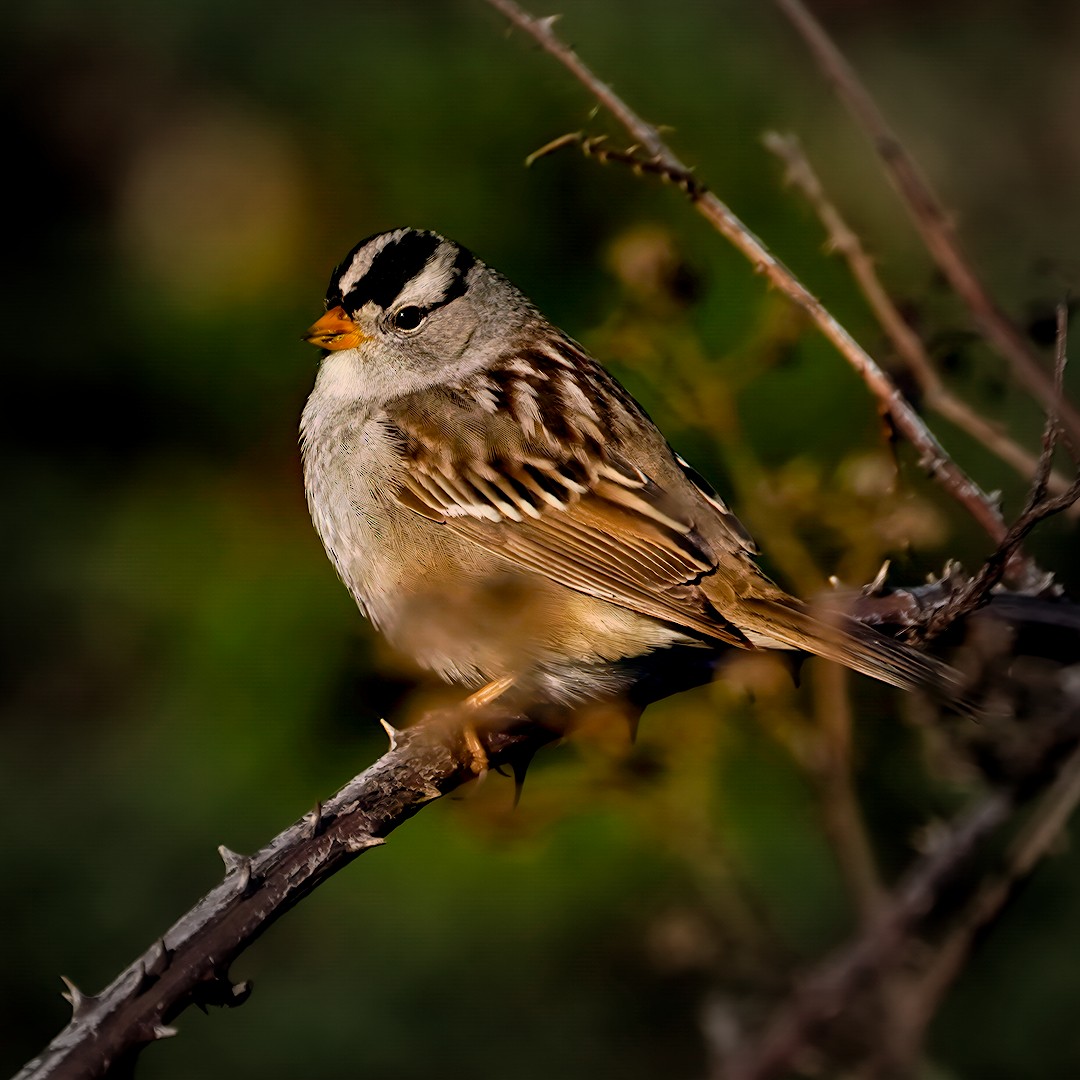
[717,610,1080,1080]
[15,646,725,1080]
[773,0,1080,454]
[15,716,558,1080]
[482,0,1032,580]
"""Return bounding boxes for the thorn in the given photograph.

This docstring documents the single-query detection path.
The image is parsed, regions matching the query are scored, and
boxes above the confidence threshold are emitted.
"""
[145,938,171,978]
[378,717,400,750]
[60,974,81,1008]
[153,1024,179,1040]
[941,560,964,584]
[120,961,147,998]
[538,13,561,32]
[304,802,323,839]
[60,975,91,1018]
[218,844,246,874]
[866,559,891,595]
[192,968,254,1012]
[828,574,841,588]
[525,131,582,168]
[510,749,539,808]
[218,847,253,894]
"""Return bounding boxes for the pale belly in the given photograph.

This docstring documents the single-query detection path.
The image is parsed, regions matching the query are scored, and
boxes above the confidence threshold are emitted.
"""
[304,423,693,700]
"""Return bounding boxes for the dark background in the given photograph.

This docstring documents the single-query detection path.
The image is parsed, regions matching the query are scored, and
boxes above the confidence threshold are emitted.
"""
[3,1,1079,1077]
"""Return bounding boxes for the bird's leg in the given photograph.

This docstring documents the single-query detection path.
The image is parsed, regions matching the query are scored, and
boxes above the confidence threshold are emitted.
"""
[464,674,517,709]
[459,675,517,777]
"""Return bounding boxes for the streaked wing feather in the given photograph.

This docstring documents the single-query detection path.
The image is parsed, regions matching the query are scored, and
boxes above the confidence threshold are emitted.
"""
[396,439,750,648]
[383,336,763,648]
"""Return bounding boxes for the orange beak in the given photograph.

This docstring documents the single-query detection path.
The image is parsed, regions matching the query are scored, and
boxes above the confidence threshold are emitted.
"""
[303,306,369,351]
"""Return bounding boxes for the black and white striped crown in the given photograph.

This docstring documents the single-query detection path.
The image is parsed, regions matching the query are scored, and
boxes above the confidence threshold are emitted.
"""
[325,228,477,315]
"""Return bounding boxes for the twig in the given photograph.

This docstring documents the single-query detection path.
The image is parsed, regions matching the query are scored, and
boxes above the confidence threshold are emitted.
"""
[762,131,1078,514]
[721,789,1015,1080]
[482,0,1029,577]
[527,131,706,196]
[773,0,1080,454]
[715,585,1080,1077]
[897,740,1080,1061]
[927,311,1078,634]
[809,661,887,923]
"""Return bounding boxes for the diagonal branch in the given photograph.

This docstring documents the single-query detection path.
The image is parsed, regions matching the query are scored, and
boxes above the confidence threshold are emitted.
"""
[15,646,725,1080]
[762,130,1078,512]
[481,0,1030,578]
[773,0,1080,453]
[894,740,1080,1064]
[14,716,558,1080]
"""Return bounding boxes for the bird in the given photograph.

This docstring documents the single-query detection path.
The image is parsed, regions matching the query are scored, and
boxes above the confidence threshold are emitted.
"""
[300,227,963,717]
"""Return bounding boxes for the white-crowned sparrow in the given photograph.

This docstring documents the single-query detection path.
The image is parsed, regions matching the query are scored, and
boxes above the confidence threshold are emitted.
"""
[301,228,961,709]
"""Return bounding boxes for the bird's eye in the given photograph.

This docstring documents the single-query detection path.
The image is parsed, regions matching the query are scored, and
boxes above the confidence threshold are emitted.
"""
[392,305,426,332]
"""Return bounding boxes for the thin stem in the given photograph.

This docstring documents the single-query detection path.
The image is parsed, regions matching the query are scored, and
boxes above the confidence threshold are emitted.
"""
[763,131,1078,513]
[773,0,1080,454]
[721,790,1014,1080]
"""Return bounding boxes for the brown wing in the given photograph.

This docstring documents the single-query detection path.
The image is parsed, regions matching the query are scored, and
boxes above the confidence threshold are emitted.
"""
[383,342,968,704]
[385,343,761,648]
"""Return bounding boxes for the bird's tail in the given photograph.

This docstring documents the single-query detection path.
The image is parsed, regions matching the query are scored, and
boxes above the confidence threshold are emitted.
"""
[731,595,967,708]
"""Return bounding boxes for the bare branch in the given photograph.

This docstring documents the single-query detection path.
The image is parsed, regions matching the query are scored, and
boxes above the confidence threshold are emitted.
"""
[897,741,1080,1058]
[16,641,734,1080]
[482,0,1029,576]
[721,789,1015,1080]
[927,317,1078,634]
[14,716,558,1080]
[763,131,1078,513]
[773,0,1080,453]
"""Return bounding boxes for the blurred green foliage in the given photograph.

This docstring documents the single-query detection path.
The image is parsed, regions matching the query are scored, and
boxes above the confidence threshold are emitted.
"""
[2,1,1079,1077]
